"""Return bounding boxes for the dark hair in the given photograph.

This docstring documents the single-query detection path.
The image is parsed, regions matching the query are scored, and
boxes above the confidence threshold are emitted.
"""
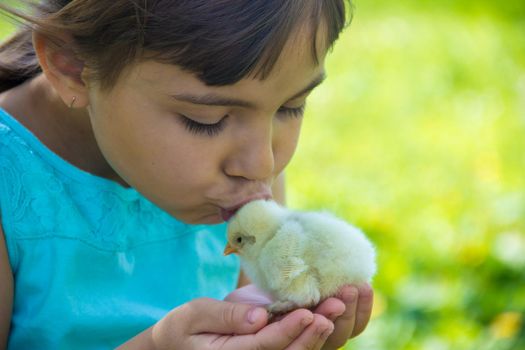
[0,0,353,92]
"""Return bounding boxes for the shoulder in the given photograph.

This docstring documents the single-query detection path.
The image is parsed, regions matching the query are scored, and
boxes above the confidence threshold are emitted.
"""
[0,115,15,147]
[0,109,33,162]
[0,109,57,246]
[0,114,30,208]
[0,117,21,216]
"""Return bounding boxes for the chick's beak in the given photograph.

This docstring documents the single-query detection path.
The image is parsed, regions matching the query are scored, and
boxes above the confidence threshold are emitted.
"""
[223,243,238,256]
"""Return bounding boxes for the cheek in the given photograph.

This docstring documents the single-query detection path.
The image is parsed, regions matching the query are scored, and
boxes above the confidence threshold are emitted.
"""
[87,94,221,205]
[273,118,303,171]
[119,131,219,196]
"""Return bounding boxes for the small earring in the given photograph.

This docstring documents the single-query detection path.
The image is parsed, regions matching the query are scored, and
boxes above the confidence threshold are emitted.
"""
[69,96,77,109]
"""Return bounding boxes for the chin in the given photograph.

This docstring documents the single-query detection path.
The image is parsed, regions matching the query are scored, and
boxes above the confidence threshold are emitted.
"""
[180,213,224,225]
[198,217,225,225]
[166,205,225,225]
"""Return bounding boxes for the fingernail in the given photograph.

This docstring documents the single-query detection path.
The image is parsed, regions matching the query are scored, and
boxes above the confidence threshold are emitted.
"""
[247,307,266,324]
[301,314,314,326]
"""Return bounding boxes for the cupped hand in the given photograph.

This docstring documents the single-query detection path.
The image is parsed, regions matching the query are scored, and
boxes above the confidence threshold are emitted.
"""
[225,283,374,350]
[150,294,335,349]
[314,283,374,349]
[225,285,335,349]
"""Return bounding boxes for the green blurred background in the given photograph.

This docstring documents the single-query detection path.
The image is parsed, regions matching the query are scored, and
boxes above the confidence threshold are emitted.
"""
[288,1,525,349]
[1,0,524,349]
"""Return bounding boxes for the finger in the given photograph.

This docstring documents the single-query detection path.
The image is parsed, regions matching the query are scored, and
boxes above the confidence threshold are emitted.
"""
[322,285,359,349]
[215,309,315,349]
[351,283,374,337]
[288,314,334,350]
[184,298,268,335]
[313,297,345,322]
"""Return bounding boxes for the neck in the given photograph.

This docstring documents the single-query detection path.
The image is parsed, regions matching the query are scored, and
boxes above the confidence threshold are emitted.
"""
[0,74,128,187]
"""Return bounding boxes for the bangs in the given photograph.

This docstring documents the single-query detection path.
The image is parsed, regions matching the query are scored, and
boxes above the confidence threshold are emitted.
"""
[141,0,350,86]
[0,0,352,90]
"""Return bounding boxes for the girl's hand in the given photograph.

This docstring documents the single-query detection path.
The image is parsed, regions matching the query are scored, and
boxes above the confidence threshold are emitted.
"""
[150,297,334,350]
[315,284,374,349]
[225,283,374,350]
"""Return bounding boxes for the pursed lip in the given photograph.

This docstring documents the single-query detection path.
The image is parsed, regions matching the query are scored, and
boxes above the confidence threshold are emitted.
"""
[219,193,272,222]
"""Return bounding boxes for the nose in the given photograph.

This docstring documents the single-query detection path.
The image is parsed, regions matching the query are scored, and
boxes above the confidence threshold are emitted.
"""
[223,120,275,181]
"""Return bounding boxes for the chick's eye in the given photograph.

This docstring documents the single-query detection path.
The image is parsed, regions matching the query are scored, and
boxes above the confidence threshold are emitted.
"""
[236,236,243,244]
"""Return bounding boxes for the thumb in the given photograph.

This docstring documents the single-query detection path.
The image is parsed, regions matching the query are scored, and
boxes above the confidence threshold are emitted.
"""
[184,298,268,335]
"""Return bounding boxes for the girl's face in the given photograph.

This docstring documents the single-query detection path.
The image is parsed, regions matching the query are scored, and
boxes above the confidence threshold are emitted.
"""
[86,31,326,224]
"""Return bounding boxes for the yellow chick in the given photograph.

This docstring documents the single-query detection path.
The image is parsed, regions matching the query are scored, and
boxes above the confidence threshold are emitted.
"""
[224,199,376,314]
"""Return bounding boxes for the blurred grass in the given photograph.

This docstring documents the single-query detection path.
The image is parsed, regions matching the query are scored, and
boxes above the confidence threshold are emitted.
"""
[288,1,525,349]
[1,1,524,349]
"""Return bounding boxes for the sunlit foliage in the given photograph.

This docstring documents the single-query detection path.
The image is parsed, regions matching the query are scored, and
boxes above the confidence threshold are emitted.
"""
[287,1,525,349]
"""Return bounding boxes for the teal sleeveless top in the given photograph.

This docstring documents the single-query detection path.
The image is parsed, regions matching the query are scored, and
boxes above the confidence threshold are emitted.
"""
[0,108,240,349]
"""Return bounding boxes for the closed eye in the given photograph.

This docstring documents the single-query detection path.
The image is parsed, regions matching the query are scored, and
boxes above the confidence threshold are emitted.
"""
[180,114,228,137]
[277,104,306,118]
[180,103,305,137]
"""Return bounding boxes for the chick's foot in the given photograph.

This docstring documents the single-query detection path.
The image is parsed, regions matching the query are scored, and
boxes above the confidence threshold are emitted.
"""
[267,300,298,316]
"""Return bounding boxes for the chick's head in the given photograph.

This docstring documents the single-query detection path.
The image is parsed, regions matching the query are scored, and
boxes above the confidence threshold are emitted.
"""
[224,199,286,258]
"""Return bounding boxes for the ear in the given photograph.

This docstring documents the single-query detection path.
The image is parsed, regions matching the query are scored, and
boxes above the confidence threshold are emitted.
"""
[32,31,89,108]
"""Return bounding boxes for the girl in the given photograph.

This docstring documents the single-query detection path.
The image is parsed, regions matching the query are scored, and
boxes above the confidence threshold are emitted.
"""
[0,1,374,349]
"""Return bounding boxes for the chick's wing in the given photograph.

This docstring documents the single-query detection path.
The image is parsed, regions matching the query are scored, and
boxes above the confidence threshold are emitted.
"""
[259,220,308,291]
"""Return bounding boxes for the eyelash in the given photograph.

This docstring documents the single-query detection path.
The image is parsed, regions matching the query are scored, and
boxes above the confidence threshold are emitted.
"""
[278,105,306,118]
[181,116,226,137]
[181,104,306,137]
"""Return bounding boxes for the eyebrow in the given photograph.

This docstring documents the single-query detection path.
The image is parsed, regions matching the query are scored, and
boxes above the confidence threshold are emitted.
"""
[171,73,326,108]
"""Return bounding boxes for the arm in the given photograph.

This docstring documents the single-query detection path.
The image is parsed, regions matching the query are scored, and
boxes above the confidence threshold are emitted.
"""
[0,222,13,349]
[237,271,252,288]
